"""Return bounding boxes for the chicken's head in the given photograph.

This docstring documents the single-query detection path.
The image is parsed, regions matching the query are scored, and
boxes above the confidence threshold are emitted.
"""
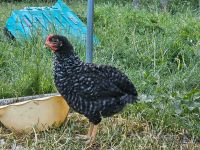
[45,34,73,52]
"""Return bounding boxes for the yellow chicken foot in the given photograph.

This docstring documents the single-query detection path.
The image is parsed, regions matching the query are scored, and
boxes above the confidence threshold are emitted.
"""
[87,123,94,136]
[85,124,98,147]
[75,123,94,140]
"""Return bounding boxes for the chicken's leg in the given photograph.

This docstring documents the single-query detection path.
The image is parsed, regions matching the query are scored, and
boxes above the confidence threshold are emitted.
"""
[85,124,98,146]
[87,123,94,136]
[76,123,94,140]
[76,123,98,146]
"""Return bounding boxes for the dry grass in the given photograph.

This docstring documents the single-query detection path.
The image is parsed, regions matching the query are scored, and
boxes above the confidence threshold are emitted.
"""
[0,112,199,150]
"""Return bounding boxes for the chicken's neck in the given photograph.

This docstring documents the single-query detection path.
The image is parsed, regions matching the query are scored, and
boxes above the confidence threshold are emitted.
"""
[53,50,84,74]
[53,49,84,97]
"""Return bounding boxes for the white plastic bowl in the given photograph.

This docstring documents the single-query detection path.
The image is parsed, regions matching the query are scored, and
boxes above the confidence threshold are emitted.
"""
[0,95,69,133]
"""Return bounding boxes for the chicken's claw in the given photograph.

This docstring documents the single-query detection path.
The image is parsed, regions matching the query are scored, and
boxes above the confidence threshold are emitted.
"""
[75,134,91,140]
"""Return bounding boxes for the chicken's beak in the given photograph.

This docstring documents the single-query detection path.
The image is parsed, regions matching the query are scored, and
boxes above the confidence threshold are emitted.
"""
[43,44,48,49]
[44,41,51,49]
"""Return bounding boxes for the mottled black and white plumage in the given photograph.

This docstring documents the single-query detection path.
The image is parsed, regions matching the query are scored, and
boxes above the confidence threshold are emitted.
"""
[45,35,138,125]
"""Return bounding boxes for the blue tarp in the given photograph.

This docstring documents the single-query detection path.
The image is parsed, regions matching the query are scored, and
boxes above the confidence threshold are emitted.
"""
[5,0,99,45]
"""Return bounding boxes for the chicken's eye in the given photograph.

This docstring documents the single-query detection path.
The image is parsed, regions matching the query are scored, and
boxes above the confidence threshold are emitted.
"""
[51,38,59,43]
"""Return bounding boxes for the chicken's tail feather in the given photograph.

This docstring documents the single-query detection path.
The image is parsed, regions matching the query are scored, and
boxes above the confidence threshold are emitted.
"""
[120,94,138,104]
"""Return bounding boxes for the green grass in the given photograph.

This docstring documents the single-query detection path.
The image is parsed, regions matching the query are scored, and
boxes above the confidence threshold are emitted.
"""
[0,0,200,149]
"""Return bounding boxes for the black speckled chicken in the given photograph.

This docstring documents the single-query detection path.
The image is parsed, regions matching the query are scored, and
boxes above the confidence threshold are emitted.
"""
[45,34,138,145]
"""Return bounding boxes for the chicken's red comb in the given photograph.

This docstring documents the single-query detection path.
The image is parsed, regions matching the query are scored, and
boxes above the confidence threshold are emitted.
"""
[46,34,54,41]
